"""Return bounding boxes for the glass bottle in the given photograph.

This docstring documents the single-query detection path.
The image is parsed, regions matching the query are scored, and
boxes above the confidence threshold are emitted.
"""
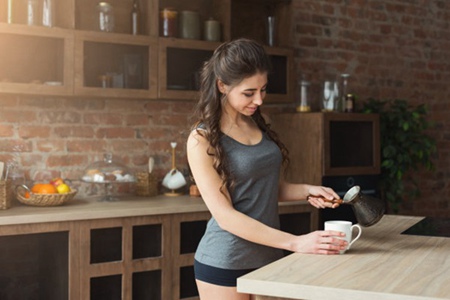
[131,0,140,35]
[337,74,350,112]
[26,0,39,26]
[97,2,115,32]
[296,80,311,112]
[7,0,13,24]
[42,0,54,27]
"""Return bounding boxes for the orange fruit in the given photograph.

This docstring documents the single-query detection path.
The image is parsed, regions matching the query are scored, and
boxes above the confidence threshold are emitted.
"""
[24,191,30,199]
[31,183,58,194]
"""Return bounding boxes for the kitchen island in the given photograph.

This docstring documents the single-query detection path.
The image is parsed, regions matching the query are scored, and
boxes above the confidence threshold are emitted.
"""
[237,215,450,300]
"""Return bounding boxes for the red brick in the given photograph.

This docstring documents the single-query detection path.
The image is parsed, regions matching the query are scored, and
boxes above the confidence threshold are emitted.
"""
[18,126,51,139]
[46,155,87,168]
[96,127,136,139]
[0,125,14,137]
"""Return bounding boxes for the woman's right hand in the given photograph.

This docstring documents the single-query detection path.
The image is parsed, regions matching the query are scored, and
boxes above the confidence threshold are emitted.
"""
[291,230,348,255]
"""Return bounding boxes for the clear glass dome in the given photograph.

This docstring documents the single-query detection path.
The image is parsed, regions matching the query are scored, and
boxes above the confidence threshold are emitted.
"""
[82,153,135,183]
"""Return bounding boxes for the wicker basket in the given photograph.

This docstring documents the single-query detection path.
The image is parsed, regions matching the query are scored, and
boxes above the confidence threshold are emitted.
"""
[16,185,77,207]
[135,172,158,197]
[0,180,12,210]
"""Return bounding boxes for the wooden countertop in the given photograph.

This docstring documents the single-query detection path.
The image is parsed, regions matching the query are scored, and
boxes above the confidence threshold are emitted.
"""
[238,215,450,300]
[0,195,208,226]
[0,194,311,226]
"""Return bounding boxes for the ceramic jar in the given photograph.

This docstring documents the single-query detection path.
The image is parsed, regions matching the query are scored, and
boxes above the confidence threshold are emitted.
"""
[204,18,221,42]
[179,10,200,40]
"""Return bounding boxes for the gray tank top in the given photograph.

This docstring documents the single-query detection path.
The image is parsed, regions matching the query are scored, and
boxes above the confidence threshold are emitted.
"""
[194,131,285,269]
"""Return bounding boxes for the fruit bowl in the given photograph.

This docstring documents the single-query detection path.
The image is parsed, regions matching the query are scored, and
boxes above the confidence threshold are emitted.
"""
[16,185,77,207]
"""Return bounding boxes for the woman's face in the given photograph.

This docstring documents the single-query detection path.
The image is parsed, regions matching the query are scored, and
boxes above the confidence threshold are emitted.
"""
[219,72,268,116]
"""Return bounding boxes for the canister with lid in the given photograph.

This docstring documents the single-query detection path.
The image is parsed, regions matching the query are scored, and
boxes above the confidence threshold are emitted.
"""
[179,10,201,40]
[204,18,221,42]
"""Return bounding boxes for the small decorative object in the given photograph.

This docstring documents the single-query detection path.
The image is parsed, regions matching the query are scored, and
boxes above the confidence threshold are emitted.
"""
[162,142,186,196]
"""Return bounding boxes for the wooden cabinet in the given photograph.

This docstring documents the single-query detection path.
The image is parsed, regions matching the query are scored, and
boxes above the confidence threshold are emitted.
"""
[0,197,317,300]
[271,112,381,185]
[0,0,293,102]
[74,31,158,99]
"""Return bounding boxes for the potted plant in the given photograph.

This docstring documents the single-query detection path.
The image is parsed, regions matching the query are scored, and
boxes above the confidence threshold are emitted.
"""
[361,98,436,213]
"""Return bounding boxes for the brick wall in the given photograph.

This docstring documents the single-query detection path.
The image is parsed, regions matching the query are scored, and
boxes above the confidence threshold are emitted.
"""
[1,0,449,217]
[0,94,196,197]
[291,0,450,217]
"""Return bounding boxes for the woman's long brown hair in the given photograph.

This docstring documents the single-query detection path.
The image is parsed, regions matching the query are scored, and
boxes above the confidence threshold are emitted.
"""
[191,38,289,194]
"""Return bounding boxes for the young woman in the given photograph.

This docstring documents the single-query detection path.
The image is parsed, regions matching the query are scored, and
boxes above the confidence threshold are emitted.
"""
[187,38,347,300]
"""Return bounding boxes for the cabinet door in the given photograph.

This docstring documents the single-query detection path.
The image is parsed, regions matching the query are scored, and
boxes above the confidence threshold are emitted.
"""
[74,31,158,99]
[0,222,75,300]
[265,46,294,103]
[231,0,291,48]
[79,216,171,300]
[158,38,219,100]
[170,211,211,300]
[0,24,74,96]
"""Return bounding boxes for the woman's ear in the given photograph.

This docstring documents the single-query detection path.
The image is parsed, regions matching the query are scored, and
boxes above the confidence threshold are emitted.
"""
[217,80,227,94]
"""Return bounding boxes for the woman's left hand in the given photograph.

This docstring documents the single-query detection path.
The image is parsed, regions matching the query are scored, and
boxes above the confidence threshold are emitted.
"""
[307,186,341,209]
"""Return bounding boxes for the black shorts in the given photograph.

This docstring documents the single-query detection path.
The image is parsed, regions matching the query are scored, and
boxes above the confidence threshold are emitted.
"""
[194,259,256,287]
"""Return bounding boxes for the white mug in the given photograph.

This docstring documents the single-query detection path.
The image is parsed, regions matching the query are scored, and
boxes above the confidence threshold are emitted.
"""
[324,220,362,254]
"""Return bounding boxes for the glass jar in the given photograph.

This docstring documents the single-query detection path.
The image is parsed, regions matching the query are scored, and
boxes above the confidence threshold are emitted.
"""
[296,80,311,112]
[160,8,178,37]
[97,2,115,32]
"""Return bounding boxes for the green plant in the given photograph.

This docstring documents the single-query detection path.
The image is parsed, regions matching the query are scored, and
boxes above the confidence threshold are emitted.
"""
[362,98,436,213]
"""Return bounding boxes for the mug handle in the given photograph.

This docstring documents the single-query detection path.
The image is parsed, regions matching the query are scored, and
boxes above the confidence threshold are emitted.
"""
[348,224,362,249]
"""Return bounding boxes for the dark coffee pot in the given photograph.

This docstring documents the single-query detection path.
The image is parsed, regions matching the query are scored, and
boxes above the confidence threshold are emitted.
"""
[343,186,386,227]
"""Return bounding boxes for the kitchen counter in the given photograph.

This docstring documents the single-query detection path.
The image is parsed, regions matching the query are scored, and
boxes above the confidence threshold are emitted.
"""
[238,215,450,300]
[0,195,208,226]
[0,194,314,226]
